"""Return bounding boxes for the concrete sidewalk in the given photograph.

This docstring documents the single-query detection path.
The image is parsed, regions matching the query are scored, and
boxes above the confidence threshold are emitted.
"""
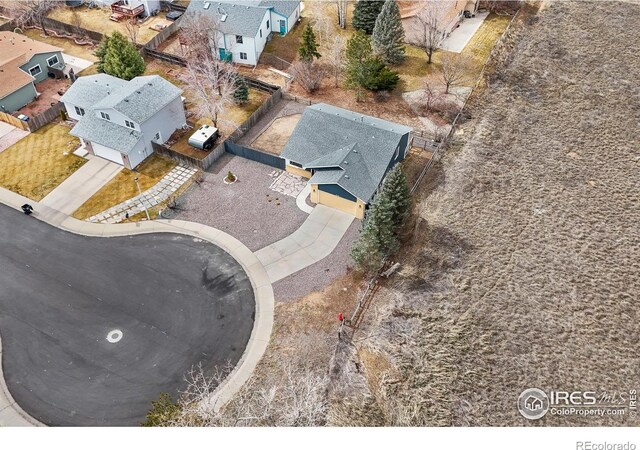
[255,204,354,283]
[39,156,122,216]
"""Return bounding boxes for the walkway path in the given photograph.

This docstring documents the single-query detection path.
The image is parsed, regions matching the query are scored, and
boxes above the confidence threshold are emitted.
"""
[40,156,122,215]
[88,165,197,223]
[0,186,273,426]
[440,11,490,53]
[0,122,29,154]
[255,204,354,283]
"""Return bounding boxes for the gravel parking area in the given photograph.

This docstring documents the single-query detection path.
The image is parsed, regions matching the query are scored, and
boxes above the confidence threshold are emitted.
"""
[175,154,308,251]
[272,221,360,302]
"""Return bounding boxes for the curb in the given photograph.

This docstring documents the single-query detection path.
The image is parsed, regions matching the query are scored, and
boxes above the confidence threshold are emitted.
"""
[0,187,274,426]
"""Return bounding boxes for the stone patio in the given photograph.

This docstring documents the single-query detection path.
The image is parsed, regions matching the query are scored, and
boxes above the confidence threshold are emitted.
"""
[269,170,307,198]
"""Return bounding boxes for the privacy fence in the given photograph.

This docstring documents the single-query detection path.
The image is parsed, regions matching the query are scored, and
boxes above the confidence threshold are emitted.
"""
[27,102,65,132]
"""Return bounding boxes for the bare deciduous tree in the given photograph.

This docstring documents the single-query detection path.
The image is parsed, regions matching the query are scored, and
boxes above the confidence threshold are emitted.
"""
[178,11,226,62]
[6,0,59,36]
[413,1,446,64]
[440,52,473,94]
[326,34,346,87]
[123,18,140,45]
[180,59,237,128]
[336,0,348,29]
[421,79,443,113]
[290,60,326,94]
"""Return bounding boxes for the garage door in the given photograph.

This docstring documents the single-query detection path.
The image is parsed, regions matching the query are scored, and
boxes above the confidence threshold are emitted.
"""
[92,142,124,165]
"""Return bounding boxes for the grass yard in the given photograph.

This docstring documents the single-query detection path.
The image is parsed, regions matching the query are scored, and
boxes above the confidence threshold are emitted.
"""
[72,154,176,219]
[263,16,310,63]
[0,124,84,201]
[24,28,98,63]
[48,6,169,45]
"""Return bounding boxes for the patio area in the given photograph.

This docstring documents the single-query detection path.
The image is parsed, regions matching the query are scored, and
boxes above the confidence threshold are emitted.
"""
[175,154,309,252]
[19,77,71,117]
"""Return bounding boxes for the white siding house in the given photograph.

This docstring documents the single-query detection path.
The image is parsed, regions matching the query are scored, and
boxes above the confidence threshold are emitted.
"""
[186,0,301,66]
[60,74,186,170]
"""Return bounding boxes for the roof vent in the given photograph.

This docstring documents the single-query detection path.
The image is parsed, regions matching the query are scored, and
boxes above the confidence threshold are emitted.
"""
[203,1,210,9]
[345,175,350,179]
[353,149,358,153]
[136,91,141,94]
[221,14,227,21]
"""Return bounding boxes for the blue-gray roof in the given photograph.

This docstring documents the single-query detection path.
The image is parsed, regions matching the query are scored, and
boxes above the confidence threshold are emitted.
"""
[259,0,299,17]
[59,74,127,111]
[186,1,270,37]
[92,75,182,123]
[281,103,412,203]
[69,112,142,154]
[62,74,182,123]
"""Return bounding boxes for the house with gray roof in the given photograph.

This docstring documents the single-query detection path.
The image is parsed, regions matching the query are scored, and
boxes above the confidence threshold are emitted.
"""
[185,0,301,65]
[60,74,186,169]
[281,104,412,219]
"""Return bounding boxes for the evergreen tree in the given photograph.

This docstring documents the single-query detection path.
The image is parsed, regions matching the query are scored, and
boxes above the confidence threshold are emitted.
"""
[98,31,146,80]
[345,31,373,101]
[94,37,108,74]
[233,76,249,104]
[372,0,406,65]
[352,0,385,34]
[351,165,411,273]
[298,24,321,62]
[360,57,400,91]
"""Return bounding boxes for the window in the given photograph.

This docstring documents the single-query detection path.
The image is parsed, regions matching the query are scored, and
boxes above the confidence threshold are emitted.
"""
[260,29,262,38]
[240,52,248,60]
[289,161,302,168]
[154,132,160,141]
[236,35,243,44]
[100,111,111,121]
[47,55,59,67]
[74,106,85,116]
[28,65,41,76]
[266,20,269,29]
[125,120,135,129]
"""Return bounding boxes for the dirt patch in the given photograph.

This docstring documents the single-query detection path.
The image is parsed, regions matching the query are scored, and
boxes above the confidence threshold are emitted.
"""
[18,77,71,117]
[251,113,301,155]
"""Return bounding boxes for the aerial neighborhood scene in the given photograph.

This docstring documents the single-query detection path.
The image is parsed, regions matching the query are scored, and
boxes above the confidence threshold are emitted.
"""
[0,0,637,444]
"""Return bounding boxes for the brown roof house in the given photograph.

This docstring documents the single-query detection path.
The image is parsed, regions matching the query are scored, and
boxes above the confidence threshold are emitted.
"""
[399,0,479,46]
[0,31,65,113]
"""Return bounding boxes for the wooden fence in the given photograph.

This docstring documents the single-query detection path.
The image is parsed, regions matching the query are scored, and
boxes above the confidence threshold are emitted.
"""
[27,102,65,132]
[259,53,292,71]
[41,17,104,43]
[0,112,29,131]
[143,15,183,51]
[152,141,225,170]
[226,88,283,143]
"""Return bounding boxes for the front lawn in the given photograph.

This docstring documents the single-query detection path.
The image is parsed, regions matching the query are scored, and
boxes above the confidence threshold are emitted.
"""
[72,154,176,219]
[0,124,84,201]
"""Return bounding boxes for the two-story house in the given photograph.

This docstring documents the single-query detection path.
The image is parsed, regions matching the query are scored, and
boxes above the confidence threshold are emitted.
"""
[0,31,65,113]
[60,74,187,169]
[184,0,301,66]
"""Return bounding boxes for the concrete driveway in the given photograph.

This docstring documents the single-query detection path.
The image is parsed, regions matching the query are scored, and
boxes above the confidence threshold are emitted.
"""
[255,204,354,282]
[39,156,123,215]
[440,11,490,53]
[0,122,29,154]
[0,203,255,426]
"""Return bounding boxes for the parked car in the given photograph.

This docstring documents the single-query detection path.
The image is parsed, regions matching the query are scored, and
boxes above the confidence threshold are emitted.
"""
[166,10,183,21]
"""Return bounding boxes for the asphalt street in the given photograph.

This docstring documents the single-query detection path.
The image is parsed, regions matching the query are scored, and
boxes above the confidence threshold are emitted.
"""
[0,204,255,426]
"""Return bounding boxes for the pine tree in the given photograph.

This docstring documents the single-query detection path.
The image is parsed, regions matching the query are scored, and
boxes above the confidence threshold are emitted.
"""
[94,36,108,74]
[233,76,249,104]
[99,31,146,80]
[298,24,321,62]
[345,31,373,101]
[351,164,411,273]
[352,0,385,34]
[372,0,406,65]
[141,392,181,427]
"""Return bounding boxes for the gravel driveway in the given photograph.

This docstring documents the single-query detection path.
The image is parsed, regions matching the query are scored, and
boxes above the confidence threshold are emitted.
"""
[175,154,308,251]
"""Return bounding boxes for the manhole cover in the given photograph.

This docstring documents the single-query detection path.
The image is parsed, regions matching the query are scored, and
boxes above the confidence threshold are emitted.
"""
[106,329,123,343]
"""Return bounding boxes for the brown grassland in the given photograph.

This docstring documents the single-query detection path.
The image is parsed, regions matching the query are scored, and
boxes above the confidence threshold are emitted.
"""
[328,0,640,426]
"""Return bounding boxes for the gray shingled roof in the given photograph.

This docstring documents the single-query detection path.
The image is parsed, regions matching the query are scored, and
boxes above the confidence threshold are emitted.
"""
[69,112,142,154]
[259,0,299,17]
[186,1,269,37]
[59,74,127,110]
[281,103,412,203]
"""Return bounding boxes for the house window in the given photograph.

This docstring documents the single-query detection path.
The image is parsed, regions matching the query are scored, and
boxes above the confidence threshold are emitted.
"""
[125,120,135,129]
[236,35,243,44]
[266,19,269,29]
[74,106,85,116]
[28,64,41,76]
[260,29,262,38]
[394,145,400,160]
[47,55,59,67]
[100,111,111,121]
[154,132,160,141]
[240,52,248,60]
